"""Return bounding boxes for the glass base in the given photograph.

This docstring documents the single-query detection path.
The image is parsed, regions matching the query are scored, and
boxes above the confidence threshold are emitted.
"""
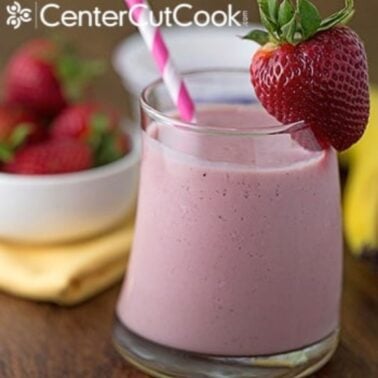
[112,319,339,378]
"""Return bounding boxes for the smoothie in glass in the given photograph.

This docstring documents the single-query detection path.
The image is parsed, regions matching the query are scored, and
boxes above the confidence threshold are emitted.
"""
[113,70,343,377]
[117,104,342,356]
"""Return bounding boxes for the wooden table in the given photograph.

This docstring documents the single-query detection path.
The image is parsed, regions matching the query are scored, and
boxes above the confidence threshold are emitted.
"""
[0,251,377,377]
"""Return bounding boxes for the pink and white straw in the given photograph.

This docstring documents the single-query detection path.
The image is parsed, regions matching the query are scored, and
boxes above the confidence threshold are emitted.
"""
[124,0,196,122]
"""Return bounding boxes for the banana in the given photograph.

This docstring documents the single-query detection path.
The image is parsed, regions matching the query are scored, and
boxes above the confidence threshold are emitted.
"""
[343,88,378,256]
[344,150,378,255]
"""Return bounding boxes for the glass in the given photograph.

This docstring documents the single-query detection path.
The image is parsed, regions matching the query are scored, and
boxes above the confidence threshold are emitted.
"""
[113,69,343,377]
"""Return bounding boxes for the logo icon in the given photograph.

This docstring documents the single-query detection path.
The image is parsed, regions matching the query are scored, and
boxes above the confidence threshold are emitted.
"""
[6,1,32,29]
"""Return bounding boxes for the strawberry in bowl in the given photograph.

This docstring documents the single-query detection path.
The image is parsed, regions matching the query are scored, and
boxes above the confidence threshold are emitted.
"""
[3,139,93,175]
[244,0,369,151]
[4,38,104,118]
[1,38,132,175]
[0,135,139,243]
[0,100,138,243]
[0,105,45,164]
[51,102,131,167]
[0,38,139,243]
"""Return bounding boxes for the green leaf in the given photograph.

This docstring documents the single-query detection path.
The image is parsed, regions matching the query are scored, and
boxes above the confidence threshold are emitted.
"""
[58,53,106,101]
[278,0,295,27]
[320,10,354,30]
[242,29,270,45]
[267,0,279,23]
[257,0,279,38]
[9,124,31,149]
[95,133,122,167]
[297,0,322,39]
[91,113,109,133]
[257,0,270,19]
[89,113,110,151]
[281,13,298,44]
[319,0,355,31]
[0,144,13,163]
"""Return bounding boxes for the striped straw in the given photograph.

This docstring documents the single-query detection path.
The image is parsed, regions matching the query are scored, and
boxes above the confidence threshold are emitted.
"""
[124,0,196,122]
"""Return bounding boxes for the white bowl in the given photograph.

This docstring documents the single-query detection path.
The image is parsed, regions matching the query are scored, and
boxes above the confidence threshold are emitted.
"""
[0,134,140,244]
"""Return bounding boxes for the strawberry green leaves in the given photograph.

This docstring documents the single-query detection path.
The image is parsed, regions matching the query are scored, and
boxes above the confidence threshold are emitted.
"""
[9,124,31,149]
[256,0,279,39]
[244,0,299,44]
[242,29,270,45]
[0,124,31,163]
[0,145,13,163]
[298,0,322,39]
[279,0,296,43]
[267,0,279,21]
[58,54,105,102]
[319,0,355,31]
[281,16,297,44]
[89,112,110,151]
[278,0,294,27]
[244,0,355,46]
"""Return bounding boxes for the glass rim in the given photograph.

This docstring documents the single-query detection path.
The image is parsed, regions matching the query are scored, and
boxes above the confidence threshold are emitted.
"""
[140,68,305,137]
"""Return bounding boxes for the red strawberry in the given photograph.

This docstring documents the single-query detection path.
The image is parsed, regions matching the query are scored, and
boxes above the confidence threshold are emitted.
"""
[4,39,104,117]
[50,102,129,166]
[0,105,44,142]
[4,41,66,117]
[244,0,370,151]
[4,139,93,175]
[0,105,45,162]
[50,102,119,144]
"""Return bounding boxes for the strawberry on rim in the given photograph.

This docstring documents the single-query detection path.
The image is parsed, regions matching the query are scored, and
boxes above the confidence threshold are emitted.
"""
[244,0,370,151]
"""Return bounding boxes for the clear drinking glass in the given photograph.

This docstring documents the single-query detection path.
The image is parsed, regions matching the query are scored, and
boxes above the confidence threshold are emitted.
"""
[113,69,343,377]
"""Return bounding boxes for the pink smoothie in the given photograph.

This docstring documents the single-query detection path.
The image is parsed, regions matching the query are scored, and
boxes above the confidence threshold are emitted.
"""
[117,105,343,356]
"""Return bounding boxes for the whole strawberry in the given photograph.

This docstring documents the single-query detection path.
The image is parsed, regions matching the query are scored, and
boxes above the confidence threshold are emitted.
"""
[4,39,104,117]
[4,139,93,175]
[51,102,130,166]
[0,105,44,163]
[244,0,369,151]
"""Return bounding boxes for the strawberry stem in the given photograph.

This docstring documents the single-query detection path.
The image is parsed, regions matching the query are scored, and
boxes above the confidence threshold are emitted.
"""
[319,0,355,31]
[242,29,270,45]
[0,125,31,163]
[89,112,110,151]
[0,144,14,163]
[9,124,32,149]
[58,55,105,102]
[243,0,355,45]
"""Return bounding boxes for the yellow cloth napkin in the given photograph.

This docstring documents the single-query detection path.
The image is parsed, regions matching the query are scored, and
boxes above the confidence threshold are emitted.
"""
[0,218,133,305]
